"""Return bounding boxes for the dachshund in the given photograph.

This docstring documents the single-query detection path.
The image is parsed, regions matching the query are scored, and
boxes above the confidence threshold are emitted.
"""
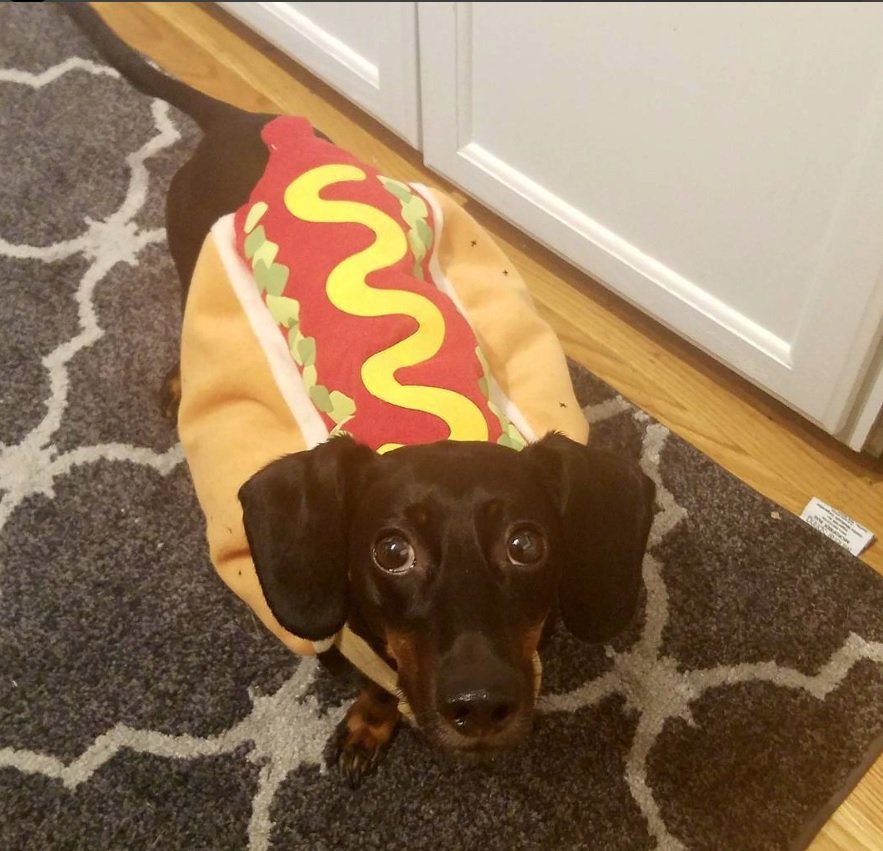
[65,5,655,786]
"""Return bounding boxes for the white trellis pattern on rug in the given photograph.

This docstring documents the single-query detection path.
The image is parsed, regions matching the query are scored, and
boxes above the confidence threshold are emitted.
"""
[0,59,183,539]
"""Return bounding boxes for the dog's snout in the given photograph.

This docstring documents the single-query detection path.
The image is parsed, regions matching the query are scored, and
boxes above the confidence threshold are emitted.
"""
[440,687,519,738]
[435,631,523,739]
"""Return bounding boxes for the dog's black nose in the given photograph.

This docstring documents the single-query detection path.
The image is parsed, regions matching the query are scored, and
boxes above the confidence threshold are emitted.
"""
[435,631,523,738]
[440,687,519,738]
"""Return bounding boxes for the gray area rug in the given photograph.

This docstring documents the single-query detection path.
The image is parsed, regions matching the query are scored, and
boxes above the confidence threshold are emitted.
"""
[3,6,883,850]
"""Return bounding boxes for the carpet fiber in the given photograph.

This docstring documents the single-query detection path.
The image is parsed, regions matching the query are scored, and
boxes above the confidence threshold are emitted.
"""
[3,7,883,850]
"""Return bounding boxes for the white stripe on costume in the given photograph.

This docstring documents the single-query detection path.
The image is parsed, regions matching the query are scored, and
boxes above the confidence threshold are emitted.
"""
[210,215,330,450]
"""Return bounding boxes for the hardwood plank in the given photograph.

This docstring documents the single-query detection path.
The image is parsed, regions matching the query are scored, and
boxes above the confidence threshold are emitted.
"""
[89,5,883,848]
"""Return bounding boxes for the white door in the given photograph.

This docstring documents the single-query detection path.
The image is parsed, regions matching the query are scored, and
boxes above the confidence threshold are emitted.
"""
[221,2,420,145]
[418,2,883,438]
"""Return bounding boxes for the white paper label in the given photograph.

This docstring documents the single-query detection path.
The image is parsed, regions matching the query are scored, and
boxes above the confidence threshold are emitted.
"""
[800,497,875,557]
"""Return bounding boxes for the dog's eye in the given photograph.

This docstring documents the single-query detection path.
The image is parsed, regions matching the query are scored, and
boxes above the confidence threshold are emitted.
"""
[372,534,416,574]
[506,527,546,566]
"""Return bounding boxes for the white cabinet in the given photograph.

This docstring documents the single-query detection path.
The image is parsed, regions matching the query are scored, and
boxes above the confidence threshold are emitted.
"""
[220,2,420,145]
[224,2,883,451]
[419,2,883,449]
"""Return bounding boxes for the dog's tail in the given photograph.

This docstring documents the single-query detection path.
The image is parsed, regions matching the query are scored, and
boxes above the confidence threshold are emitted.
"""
[63,4,245,130]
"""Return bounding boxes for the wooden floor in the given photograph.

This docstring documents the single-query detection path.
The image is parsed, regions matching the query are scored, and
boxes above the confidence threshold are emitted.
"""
[94,4,883,847]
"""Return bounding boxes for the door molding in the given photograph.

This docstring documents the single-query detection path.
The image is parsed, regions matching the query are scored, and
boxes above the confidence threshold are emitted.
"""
[221,2,420,146]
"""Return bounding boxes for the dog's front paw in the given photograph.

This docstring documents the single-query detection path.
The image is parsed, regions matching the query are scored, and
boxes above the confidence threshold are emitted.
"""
[331,719,389,787]
[160,363,182,426]
[329,686,400,787]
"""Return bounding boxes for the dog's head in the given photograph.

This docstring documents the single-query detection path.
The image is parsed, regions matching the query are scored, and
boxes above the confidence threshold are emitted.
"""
[239,433,654,755]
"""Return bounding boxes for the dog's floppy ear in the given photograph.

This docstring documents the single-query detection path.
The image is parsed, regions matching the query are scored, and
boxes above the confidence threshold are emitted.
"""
[525,432,655,642]
[238,435,376,641]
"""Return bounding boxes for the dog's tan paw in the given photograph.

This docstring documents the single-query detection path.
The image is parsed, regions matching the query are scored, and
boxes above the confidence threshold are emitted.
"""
[331,687,400,787]
[161,363,182,425]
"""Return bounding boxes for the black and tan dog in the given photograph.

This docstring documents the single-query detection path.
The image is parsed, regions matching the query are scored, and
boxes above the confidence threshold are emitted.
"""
[66,5,655,785]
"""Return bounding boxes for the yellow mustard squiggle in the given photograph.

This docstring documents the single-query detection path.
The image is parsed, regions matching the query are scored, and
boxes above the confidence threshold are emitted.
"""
[284,164,489,445]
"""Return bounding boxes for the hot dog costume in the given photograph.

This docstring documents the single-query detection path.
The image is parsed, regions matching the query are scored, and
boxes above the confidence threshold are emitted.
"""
[178,118,588,710]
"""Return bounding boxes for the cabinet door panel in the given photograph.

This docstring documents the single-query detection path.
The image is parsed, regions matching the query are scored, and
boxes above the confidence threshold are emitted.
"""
[419,2,883,435]
[221,2,419,145]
